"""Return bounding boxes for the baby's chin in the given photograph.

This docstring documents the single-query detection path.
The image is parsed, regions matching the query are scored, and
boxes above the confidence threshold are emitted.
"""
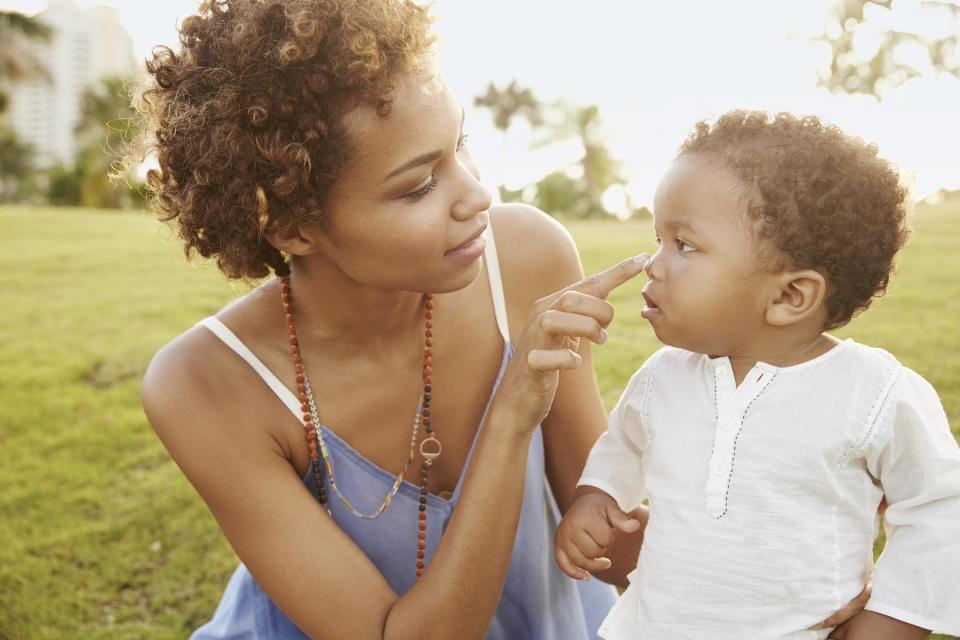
[649,325,721,356]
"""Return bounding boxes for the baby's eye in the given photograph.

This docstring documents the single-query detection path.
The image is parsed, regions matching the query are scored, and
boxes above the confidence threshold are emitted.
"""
[654,235,662,245]
[676,237,697,253]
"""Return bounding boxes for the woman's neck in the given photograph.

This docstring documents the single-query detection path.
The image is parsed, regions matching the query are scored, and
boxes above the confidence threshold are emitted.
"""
[282,256,430,351]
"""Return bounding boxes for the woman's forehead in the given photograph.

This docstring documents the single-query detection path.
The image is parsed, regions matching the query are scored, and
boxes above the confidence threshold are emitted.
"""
[340,73,460,181]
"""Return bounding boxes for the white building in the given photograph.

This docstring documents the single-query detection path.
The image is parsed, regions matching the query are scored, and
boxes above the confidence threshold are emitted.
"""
[7,0,137,169]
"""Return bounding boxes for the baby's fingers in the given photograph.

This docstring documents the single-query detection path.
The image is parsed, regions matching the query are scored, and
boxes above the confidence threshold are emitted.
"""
[555,547,589,581]
[605,501,642,533]
[562,544,612,579]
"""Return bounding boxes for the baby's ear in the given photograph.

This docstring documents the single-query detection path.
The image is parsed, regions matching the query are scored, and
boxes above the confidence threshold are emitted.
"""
[765,269,828,327]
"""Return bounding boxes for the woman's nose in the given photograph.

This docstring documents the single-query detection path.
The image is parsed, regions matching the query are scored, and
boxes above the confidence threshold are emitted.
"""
[452,157,492,221]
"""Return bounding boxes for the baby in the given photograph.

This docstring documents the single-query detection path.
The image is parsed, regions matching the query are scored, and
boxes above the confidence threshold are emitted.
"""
[556,111,960,639]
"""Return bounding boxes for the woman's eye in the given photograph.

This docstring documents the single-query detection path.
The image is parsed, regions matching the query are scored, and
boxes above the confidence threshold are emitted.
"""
[407,176,439,200]
[677,237,697,253]
[456,133,469,152]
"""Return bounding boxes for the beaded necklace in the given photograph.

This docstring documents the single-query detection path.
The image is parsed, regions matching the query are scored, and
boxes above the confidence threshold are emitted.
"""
[280,276,441,579]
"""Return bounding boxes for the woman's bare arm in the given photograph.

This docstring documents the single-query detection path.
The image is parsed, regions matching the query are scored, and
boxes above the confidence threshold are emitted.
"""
[830,611,928,639]
[494,203,647,588]
[144,243,643,639]
[144,329,534,640]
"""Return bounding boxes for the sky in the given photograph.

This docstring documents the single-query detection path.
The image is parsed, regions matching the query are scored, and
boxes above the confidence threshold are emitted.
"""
[3,0,959,210]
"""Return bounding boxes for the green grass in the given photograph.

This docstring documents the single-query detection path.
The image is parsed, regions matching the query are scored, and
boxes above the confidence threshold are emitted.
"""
[1,202,957,639]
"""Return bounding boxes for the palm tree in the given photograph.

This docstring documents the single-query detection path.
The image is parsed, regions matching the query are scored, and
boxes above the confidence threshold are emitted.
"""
[0,11,52,113]
[0,11,51,201]
[473,80,543,133]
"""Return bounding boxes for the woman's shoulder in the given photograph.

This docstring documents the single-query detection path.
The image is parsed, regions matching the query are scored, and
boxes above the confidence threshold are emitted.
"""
[141,322,232,439]
[489,203,582,318]
[142,285,274,440]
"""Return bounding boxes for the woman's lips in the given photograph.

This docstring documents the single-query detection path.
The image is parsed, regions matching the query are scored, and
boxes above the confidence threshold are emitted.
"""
[444,226,487,260]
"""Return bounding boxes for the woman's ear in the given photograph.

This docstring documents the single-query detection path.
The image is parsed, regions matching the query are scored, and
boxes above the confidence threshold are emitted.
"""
[765,269,828,327]
[265,222,324,258]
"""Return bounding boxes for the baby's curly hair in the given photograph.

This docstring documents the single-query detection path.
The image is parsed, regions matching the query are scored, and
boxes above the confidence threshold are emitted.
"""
[128,0,436,279]
[680,110,909,329]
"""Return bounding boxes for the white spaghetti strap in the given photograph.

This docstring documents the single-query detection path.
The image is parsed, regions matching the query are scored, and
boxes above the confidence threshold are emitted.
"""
[483,224,512,345]
[195,317,305,425]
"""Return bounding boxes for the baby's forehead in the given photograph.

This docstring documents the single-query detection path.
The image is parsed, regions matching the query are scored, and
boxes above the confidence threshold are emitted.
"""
[657,156,750,209]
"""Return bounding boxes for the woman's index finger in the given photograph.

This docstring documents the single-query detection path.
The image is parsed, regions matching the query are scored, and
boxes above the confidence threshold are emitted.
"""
[571,254,650,300]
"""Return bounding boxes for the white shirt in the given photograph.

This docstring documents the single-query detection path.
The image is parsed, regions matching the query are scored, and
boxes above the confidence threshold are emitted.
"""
[578,340,960,639]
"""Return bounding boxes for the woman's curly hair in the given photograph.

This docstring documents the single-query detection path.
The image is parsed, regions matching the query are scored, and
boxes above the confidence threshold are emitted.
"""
[680,110,910,329]
[128,0,436,279]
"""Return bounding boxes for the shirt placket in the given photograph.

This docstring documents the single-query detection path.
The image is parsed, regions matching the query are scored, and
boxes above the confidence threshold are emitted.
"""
[705,361,770,518]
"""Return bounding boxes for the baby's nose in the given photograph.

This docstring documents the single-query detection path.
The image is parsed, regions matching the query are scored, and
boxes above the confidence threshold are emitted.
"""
[645,249,663,278]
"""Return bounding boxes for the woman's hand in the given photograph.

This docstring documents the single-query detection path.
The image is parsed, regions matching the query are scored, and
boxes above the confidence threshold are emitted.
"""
[492,253,650,433]
[808,580,872,635]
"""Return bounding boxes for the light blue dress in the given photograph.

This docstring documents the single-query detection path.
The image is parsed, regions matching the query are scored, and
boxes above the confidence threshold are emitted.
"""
[191,226,617,639]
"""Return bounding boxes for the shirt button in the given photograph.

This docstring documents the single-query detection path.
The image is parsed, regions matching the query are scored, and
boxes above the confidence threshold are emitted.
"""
[720,419,735,431]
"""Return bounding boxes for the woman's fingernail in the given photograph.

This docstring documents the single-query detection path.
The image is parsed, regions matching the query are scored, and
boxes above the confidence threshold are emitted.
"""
[633,255,650,270]
[599,328,608,344]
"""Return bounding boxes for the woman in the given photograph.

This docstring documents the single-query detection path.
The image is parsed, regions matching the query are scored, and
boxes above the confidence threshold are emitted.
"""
[134,1,866,638]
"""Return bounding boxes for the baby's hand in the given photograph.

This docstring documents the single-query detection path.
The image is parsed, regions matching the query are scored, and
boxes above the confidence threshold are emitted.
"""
[555,487,641,580]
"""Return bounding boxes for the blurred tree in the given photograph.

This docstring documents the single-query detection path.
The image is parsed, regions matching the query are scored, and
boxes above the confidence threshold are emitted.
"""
[0,11,49,202]
[473,79,543,132]
[538,102,627,218]
[820,0,960,96]
[51,75,144,209]
[573,105,627,216]
[474,82,628,219]
[0,125,35,202]
[0,11,51,113]
[46,162,82,206]
[531,171,591,219]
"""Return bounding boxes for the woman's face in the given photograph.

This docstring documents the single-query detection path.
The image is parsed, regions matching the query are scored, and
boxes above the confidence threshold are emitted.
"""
[313,72,493,294]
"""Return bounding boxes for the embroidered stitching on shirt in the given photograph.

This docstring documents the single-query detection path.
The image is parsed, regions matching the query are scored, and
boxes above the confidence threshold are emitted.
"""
[836,365,904,466]
[711,371,779,519]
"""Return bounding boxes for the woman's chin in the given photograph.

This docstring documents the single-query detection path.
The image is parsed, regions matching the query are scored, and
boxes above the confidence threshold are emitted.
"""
[428,257,485,294]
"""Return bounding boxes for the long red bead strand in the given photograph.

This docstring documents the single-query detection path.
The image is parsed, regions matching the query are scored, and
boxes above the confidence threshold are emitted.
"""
[281,276,438,579]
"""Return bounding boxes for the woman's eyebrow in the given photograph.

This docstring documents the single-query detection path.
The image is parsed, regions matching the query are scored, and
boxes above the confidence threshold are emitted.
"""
[383,150,442,182]
[382,107,466,184]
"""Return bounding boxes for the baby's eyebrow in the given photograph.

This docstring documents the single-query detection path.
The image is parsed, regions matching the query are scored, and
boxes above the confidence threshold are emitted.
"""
[656,218,700,235]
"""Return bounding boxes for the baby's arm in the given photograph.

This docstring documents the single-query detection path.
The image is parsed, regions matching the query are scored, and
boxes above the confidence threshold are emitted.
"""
[555,364,652,581]
[847,368,960,638]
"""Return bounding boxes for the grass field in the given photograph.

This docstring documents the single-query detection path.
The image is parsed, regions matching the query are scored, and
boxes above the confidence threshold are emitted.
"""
[1,202,958,639]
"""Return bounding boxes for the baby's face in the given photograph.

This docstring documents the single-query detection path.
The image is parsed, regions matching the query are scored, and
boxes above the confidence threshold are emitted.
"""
[641,155,781,355]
